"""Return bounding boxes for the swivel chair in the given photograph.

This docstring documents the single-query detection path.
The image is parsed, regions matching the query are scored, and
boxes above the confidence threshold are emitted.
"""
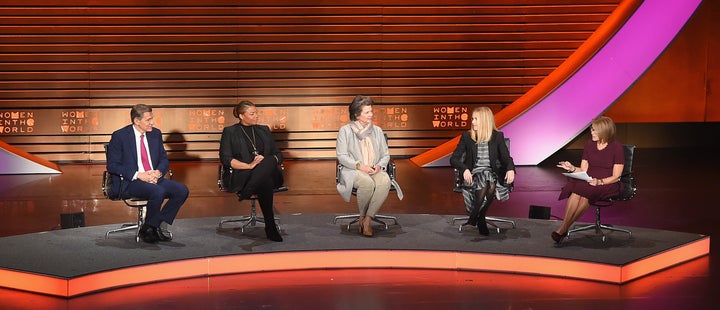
[332,160,399,230]
[102,143,172,242]
[450,138,515,233]
[450,168,516,233]
[217,164,287,232]
[567,144,637,242]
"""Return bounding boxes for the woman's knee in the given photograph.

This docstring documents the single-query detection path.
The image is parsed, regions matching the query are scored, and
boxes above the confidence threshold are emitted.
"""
[374,173,391,189]
[354,173,374,189]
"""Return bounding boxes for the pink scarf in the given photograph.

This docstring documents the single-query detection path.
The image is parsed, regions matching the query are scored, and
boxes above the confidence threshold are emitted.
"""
[350,121,375,166]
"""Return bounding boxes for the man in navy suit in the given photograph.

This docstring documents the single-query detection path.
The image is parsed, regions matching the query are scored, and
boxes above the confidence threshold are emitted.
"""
[107,104,189,243]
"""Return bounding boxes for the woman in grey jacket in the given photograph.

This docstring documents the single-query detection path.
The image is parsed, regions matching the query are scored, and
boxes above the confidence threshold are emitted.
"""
[336,95,400,237]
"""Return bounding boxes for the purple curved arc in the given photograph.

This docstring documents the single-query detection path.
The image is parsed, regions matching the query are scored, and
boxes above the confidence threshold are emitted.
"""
[501,0,702,165]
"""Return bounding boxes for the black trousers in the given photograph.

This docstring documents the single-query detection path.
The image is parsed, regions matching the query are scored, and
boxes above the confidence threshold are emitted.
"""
[239,157,277,226]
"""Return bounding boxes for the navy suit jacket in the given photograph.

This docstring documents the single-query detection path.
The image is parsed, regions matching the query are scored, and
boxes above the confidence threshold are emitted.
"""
[106,124,169,198]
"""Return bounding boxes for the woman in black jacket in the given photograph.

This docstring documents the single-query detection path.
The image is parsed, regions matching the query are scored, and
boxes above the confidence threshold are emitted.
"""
[219,100,284,242]
[450,106,515,235]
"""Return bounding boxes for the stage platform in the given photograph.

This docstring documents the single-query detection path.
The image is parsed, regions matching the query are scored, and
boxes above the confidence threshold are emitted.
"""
[0,213,709,298]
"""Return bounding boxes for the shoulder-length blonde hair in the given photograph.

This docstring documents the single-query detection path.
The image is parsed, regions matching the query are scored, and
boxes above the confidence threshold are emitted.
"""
[591,116,616,144]
[470,106,496,142]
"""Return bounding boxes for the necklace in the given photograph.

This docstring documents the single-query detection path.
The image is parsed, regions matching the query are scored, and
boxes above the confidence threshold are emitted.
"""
[239,124,259,156]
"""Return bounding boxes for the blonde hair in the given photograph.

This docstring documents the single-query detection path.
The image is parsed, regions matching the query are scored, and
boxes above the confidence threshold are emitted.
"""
[591,116,616,144]
[470,106,496,142]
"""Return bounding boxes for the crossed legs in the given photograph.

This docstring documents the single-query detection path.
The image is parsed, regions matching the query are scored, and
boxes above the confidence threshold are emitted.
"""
[354,172,391,237]
[465,181,496,235]
[552,193,590,242]
[238,157,283,242]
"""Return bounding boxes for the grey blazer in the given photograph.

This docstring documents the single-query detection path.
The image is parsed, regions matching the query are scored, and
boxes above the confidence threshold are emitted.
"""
[336,123,402,202]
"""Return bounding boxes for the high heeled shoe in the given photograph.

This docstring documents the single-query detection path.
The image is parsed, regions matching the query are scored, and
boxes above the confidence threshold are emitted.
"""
[551,231,567,243]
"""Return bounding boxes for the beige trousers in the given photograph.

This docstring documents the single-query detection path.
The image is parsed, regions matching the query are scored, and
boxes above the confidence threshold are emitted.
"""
[353,172,391,217]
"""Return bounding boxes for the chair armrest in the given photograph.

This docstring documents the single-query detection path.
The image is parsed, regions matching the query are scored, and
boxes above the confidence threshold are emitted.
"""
[452,168,463,193]
[335,162,343,184]
[218,165,231,192]
[387,160,397,181]
[102,170,126,200]
[102,170,111,198]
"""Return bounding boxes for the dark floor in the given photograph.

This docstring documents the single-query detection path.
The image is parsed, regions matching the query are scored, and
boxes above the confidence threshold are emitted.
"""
[0,147,718,309]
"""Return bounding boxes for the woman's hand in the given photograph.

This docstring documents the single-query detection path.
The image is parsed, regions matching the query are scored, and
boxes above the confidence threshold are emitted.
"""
[250,155,264,169]
[588,178,602,186]
[505,170,515,184]
[360,164,380,175]
[556,161,576,172]
[463,169,472,185]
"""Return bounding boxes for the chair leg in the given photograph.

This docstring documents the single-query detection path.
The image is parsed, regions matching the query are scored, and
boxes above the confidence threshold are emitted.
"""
[105,206,146,243]
[332,214,360,225]
[372,214,398,229]
[334,214,397,231]
[452,216,470,232]
[219,199,281,233]
[452,216,515,233]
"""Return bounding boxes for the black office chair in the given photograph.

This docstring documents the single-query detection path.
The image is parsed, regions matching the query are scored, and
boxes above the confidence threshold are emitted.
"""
[567,144,637,242]
[102,143,172,242]
[450,169,516,233]
[332,160,399,230]
[450,138,515,233]
[217,164,287,232]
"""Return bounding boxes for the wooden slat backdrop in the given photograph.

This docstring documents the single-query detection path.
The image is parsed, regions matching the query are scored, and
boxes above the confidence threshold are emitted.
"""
[0,0,620,162]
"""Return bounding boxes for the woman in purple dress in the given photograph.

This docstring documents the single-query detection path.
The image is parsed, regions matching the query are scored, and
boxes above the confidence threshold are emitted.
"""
[553,116,625,243]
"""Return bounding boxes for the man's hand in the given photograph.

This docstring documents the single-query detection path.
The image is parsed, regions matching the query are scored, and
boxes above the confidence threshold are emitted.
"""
[139,171,159,184]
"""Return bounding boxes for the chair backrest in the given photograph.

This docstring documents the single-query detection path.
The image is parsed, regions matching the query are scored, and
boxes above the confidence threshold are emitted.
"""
[102,143,121,200]
[614,144,637,201]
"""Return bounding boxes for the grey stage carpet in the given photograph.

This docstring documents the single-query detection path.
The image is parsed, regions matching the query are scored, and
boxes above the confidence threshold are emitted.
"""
[0,214,706,279]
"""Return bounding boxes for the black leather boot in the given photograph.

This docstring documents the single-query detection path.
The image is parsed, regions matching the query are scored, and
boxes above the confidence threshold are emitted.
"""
[476,201,490,236]
[264,222,283,242]
[464,186,489,226]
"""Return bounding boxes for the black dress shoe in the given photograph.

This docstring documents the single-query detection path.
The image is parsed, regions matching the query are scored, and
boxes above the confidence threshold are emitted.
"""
[155,227,172,241]
[265,225,283,242]
[138,224,159,243]
[551,231,568,243]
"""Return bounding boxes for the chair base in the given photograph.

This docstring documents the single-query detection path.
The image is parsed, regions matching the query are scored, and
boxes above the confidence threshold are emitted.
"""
[567,206,632,242]
[568,223,632,242]
[333,214,398,231]
[451,216,516,233]
[219,199,281,233]
[105,223,141,243]
[105,204,146,243]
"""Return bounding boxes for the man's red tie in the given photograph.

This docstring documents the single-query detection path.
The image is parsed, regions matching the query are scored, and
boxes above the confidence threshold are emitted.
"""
[140,134,151,171]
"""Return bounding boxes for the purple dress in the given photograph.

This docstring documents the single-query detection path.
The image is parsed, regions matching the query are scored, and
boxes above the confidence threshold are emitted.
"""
[558,140,625,203]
